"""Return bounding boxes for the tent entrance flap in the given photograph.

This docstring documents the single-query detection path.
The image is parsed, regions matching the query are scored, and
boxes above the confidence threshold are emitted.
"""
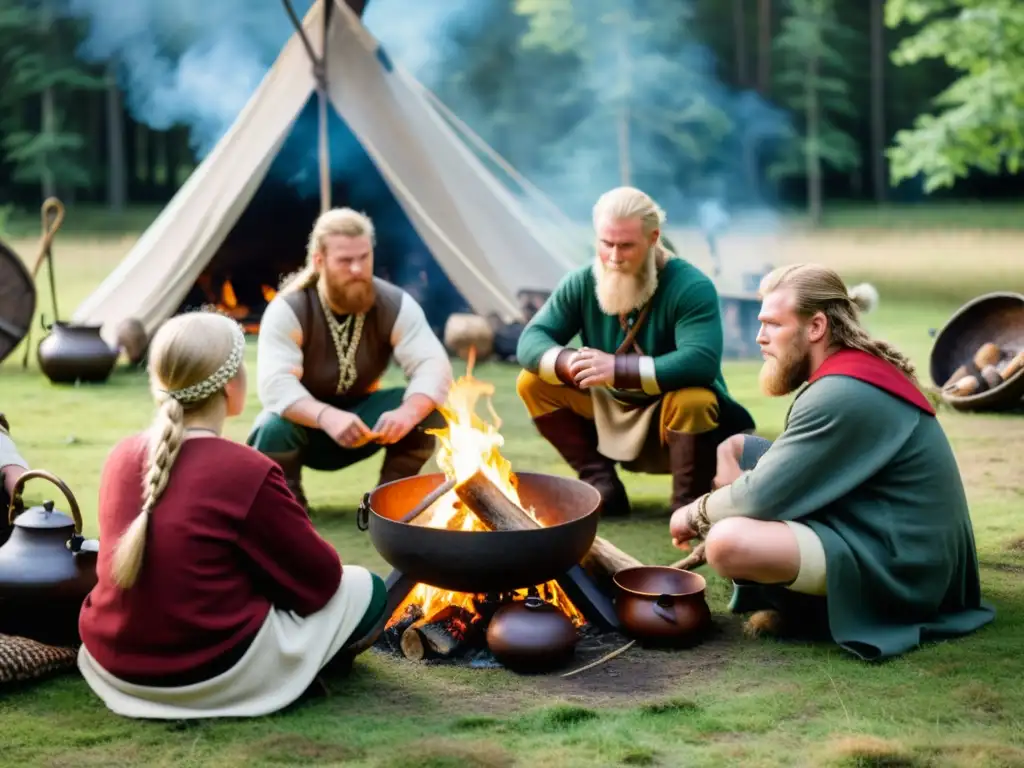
[176,96,472,337]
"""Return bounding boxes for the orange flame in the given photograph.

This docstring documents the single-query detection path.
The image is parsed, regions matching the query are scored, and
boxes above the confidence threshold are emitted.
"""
[221,279,238,308]
[262,285,277,302]
[387,364,585,629]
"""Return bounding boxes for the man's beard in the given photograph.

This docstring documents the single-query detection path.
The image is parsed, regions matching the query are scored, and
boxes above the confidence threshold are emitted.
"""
[592,250,658,316]
[322,276,375,315]
[759,339,812,396]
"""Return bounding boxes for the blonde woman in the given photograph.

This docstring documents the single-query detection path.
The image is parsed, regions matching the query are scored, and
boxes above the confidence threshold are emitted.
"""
[77,311,387,719]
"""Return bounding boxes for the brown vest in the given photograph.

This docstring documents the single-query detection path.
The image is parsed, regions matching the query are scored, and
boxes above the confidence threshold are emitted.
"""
[283,278,404,404]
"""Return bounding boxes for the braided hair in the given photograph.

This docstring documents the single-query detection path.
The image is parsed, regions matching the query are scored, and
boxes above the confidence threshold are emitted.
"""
[111,311,245,589]
[759,263,917,380]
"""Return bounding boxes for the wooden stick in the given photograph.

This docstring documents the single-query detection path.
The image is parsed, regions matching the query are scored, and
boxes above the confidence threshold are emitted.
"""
[580,535,644,577]
[453,469,538,531]
[399,478,457,524]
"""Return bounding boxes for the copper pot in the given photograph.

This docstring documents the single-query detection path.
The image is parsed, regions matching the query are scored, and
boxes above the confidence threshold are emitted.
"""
[0,469,100,646]
[486,596,578,672]
[613,566,711,647]
[37,319,119,384]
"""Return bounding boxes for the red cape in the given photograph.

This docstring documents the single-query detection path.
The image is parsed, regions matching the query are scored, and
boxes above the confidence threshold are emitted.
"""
[808,348,936,416]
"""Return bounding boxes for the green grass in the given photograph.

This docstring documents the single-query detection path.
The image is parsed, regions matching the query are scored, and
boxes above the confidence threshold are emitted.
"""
[0,211,1022,767]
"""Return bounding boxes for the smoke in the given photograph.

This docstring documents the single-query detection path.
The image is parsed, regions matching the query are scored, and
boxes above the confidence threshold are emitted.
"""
[64,0,790,283]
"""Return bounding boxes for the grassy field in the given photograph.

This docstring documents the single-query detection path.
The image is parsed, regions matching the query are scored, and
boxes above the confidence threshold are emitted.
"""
[1,207,1022,767]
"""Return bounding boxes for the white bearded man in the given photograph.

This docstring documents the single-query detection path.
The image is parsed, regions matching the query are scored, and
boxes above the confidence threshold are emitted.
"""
[515,187,755,517]
[246,208,453,509]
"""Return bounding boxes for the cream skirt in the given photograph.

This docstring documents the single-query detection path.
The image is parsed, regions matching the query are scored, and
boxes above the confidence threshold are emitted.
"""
[77,565,376,719]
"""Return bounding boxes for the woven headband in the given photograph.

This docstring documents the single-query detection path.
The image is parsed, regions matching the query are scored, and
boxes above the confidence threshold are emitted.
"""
[164,323,246,404]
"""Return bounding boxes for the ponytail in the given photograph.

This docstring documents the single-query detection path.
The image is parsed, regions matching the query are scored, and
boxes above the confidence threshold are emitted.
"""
[111,395,186,589]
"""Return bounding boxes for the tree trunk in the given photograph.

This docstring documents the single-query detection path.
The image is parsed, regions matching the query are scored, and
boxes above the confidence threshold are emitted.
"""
[105,65,126,213]
[869,0,887,202]
[616,14,632,186]
[733,0,749,88]
[39,0,55,202]
[757,0,772,96]
[806,52,822,226]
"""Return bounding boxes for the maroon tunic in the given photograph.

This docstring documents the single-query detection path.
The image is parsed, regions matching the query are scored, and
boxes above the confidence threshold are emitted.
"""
[79,434,342,682]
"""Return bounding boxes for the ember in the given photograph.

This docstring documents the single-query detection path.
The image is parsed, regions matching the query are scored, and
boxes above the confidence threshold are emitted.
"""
[386,365,586,636]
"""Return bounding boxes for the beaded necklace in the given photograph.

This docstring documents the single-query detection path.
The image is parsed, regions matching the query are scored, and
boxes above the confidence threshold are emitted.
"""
[316,284,366,394]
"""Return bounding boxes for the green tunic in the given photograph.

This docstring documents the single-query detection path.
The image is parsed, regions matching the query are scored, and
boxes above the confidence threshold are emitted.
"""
[710,375,996,661]
[516,258,753,433]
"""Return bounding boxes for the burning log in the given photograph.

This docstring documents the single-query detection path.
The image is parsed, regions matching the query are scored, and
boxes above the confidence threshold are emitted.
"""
[400,605,480,661]
[455,468,645,578]
[383,603,424,654]
[454,469,538,531]
[400,478,457,524]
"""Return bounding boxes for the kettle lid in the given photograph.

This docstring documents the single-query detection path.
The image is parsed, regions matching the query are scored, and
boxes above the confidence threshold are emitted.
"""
[13,499,77,530]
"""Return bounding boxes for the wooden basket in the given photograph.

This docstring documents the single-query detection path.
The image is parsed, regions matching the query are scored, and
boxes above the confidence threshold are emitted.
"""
[929,292,1024,413]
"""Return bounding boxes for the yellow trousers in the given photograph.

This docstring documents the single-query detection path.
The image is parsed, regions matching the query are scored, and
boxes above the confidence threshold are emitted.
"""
[516,370,720,444]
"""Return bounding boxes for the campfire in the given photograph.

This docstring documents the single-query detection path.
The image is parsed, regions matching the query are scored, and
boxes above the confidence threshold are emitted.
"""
[194,274,279,334]
[367,353,641,669]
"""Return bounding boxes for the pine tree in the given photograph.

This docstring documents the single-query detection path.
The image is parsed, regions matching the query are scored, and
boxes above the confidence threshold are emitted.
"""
[769,0,861,225]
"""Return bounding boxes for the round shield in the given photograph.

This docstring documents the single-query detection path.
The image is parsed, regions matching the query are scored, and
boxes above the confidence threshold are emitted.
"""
[0,238,36,365]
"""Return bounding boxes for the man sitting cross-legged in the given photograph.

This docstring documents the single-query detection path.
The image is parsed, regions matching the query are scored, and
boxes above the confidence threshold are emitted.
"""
[515,186,755,517]
[247,208,453,509]
[670,263,996,661]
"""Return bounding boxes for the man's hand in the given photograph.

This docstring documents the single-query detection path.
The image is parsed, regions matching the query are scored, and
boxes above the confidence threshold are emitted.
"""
[569,347,616,389]
[712,434,746,489]
[372,407,419,445]
[318,407,375,449]
[372,394,436,445]
[669,500,699,550]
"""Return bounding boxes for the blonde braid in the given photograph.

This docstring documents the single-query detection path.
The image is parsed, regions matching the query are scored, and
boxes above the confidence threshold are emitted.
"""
[110,395,186,588]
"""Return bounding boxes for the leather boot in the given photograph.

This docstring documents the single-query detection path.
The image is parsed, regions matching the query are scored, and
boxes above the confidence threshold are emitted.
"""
[666,430,718,511]
[378,428,436,486]
[266,450,309,514]
[532,409,631,517]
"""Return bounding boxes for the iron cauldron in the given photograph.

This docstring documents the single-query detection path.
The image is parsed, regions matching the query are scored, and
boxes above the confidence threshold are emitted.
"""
[359,472,600,594]
[930,291,1024,412]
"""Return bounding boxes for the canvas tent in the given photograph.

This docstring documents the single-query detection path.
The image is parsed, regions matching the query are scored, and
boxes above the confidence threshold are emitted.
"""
[73,0,581,344]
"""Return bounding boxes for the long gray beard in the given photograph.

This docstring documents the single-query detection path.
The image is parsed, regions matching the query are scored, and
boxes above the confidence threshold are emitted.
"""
[592,251,658,316]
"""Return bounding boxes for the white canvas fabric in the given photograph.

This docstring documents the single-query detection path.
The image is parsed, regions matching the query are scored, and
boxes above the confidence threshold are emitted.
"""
[72,0,577,344]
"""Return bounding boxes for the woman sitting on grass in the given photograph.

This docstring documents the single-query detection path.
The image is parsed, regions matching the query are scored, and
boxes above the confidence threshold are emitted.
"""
[77,310,388,720]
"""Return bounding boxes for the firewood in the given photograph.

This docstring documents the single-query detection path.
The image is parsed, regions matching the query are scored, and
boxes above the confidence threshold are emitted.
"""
[454,469,538,531]
[383,603,423,653]
[400,478,457,524]
[455,469,644,576]
[1001,350,1024,380]
[581,535,644,581]
[974,342,1002,369]
[400,605,479,661]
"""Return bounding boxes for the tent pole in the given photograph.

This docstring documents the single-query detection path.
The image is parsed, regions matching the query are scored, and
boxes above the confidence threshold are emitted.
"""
[318,0,333,213]
[281,0,332,214]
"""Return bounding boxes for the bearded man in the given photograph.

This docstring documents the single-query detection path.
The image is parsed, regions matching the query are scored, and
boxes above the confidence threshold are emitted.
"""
[670,263,995,661]
[246,207,453,509]
[515,187,755,517]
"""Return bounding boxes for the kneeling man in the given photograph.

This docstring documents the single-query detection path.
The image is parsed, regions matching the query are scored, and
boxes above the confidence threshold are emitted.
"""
[516,187,755,516]
[247,208,453,508]
[671,263,995,661]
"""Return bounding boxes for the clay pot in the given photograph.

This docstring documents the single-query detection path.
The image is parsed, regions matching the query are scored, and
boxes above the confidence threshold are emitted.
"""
[613,566,711,647]
[37,320,119,384]
[486,596,578,672]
